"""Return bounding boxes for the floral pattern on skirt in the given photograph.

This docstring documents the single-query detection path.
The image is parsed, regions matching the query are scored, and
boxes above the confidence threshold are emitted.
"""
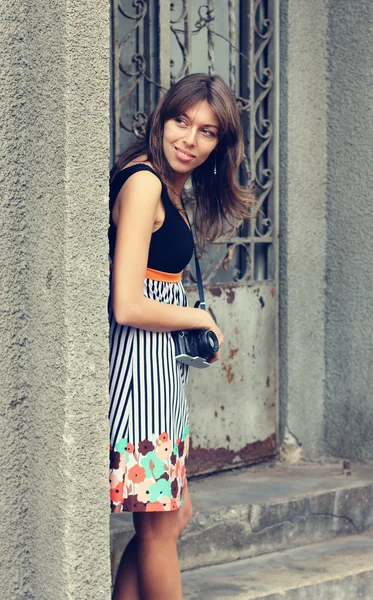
[110,425,189,513]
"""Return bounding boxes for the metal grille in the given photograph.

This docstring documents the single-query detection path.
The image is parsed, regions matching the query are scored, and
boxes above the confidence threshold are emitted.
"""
[111,0,278,284]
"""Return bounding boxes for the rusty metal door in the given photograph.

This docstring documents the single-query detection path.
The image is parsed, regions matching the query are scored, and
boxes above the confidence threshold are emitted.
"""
[111,0,279,475]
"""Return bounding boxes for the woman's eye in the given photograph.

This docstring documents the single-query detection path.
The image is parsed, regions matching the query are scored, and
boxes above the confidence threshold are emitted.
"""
[175,118,187,126]
[202,129,215,137]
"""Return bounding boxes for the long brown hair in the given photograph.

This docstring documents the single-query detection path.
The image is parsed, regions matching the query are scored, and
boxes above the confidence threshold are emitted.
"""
[112,73,254,246]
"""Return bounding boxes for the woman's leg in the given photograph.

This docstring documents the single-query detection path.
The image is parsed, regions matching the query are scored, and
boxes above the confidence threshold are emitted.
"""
[177,479,193,535]
[112,484,193,600]
[134,510,182,600]
[112,535,140,600]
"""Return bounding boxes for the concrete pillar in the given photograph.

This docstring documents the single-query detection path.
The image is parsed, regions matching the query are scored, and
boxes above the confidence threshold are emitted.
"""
[324,0,373,459]
[279,0,328,457]
[1,1,111,598]
[280,0,373,460]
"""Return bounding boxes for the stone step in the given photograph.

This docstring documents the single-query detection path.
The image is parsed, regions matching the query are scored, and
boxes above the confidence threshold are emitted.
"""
[110,463,373,574]
[182,531,373,599]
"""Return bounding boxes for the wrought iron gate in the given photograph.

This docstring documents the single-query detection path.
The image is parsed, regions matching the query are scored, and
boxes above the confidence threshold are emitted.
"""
[111,0,279,475]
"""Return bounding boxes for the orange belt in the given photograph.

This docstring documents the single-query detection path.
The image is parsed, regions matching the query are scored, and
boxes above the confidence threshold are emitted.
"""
[109,264,182,283]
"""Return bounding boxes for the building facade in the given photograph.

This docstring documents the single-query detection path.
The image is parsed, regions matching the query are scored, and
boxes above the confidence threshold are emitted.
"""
[1,1,372,598]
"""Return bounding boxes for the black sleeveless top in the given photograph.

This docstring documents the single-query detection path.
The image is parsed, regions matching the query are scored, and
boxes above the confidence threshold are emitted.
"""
[109,164,194,273]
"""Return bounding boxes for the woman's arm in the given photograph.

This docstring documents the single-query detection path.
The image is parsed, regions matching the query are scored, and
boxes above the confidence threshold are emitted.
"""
[111,171,216,334]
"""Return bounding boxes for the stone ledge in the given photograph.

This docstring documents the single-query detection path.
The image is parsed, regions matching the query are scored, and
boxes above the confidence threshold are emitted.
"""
[182,531,373,599]
[111,463,373,573]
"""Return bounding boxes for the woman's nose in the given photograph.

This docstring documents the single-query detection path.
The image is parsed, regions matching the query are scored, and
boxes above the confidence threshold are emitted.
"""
[183,127,197,145]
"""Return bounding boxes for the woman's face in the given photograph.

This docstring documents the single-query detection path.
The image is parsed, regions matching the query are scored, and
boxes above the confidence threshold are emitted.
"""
[163,100,220,178]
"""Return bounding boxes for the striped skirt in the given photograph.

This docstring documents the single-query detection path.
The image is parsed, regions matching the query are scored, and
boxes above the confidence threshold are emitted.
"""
[109,275,190,512]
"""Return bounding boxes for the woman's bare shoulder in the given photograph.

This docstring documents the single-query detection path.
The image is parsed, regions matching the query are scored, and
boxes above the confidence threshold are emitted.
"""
[112,163,162,227]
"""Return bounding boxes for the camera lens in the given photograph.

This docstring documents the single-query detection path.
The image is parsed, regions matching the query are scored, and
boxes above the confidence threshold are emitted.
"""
[196,330,219,358]
[207,333,216,348]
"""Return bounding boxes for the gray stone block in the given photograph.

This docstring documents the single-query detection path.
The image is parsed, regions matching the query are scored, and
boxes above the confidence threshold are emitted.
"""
[182,531,373,599]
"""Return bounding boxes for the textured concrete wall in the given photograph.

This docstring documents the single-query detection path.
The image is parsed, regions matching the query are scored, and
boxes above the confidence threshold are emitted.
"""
[1,1,111,598]
[279,0,328,457]
[281,0,373,460]
[1,4,31,596]
[324,0,373,459]
[278,0,289,445]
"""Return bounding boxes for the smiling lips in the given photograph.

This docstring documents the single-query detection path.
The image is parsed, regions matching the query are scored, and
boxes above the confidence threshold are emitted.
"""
[174,146,195,162]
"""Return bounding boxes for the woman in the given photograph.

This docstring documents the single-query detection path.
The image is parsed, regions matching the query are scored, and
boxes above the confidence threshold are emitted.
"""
[109,73,251,600]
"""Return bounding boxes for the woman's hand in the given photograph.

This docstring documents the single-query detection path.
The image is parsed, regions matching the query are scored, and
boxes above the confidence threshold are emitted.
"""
[203,313,224,364]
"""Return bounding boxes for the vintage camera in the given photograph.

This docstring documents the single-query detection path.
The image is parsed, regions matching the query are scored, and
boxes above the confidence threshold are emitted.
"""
[172,328,219,369]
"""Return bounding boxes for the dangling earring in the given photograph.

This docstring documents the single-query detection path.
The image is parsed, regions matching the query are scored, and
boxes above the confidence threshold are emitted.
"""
[213,152,217,175]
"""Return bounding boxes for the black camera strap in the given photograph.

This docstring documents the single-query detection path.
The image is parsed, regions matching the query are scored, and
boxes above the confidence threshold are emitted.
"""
[181,199,206,310]
[193,249,206,310]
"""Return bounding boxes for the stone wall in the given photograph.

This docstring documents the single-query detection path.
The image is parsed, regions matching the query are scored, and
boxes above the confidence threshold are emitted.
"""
[1,1,111,598]
[280,0,373,460]
[324,0,373,459]
[280,0,329,458]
